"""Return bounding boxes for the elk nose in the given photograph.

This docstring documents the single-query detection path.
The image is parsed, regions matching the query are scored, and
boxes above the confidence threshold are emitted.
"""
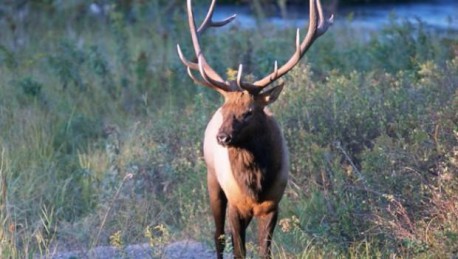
[217,133,232,146]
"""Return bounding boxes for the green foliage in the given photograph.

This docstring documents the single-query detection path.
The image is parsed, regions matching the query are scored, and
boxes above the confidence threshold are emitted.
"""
[18,77,43,97]
[48,40,86,90]
[0,45,17,70]
[0,1,457,258]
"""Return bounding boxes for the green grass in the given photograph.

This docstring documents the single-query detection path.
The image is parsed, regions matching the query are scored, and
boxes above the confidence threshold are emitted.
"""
[1,3,457,258]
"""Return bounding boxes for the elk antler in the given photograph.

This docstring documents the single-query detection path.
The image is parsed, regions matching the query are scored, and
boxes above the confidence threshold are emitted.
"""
[177,0,236,93]
[177,0,333,95]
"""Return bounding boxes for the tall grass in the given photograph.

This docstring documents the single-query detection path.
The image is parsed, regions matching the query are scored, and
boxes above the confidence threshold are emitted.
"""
[0,2,457,258]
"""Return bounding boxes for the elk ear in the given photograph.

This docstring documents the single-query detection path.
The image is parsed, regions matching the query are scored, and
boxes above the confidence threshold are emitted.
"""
[255,82,284,106]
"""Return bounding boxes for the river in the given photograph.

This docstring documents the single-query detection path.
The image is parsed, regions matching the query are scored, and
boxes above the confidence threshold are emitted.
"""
[211,0,457,31]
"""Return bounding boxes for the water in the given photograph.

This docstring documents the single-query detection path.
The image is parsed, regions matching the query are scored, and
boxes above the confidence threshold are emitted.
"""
[211,1,458,31]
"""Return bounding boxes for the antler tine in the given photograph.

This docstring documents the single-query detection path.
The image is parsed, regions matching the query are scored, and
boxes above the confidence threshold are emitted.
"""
[316,0,334,36]
[241,0,333,90]
[198,55,234,91]
[178,43,225,90]
[237,64,243,88]
[236,64,263,93]
[187,67,212,88]
[270,61,279,81]
[198,0,237,33]
[295,29,301,55]
[186,66,228,96]
[177,44,198,70]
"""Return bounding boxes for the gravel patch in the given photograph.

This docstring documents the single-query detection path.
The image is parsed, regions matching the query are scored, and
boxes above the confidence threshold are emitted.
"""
[39,240,220,259]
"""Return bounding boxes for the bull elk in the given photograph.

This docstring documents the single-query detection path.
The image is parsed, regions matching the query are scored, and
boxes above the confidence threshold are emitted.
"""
[177,0,333,257]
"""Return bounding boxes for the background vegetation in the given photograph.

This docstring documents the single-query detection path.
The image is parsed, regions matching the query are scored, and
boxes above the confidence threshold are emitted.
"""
[0,0,457,258]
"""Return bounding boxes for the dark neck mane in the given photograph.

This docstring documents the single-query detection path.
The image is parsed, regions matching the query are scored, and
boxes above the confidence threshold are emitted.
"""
[228,132,280,201]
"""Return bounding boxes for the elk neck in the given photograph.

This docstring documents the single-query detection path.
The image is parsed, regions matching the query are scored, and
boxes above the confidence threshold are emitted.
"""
[226,117,283,202]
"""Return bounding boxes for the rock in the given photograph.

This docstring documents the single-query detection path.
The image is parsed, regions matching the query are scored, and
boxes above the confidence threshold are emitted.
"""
[164,240,215,259]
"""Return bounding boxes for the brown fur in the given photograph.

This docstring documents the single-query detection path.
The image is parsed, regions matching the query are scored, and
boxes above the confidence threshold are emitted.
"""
[204,90,288,258]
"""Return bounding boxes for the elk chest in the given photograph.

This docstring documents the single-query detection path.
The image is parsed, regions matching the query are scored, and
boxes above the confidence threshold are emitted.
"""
[204,107,288,217]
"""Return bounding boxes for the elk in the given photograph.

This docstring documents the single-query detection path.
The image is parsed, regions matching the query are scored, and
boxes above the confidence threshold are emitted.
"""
[177,0,332,258]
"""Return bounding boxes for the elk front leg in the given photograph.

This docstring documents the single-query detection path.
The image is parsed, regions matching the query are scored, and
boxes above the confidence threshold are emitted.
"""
[228,206,252,259]
[207,169,227,259]
[257,210,278,258]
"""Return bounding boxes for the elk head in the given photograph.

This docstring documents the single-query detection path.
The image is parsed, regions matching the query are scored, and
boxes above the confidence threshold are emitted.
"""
[215,87,283,147]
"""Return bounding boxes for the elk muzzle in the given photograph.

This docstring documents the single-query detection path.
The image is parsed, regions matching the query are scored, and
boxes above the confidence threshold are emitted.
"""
[216,113,244,147]
[216,132,233,146]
